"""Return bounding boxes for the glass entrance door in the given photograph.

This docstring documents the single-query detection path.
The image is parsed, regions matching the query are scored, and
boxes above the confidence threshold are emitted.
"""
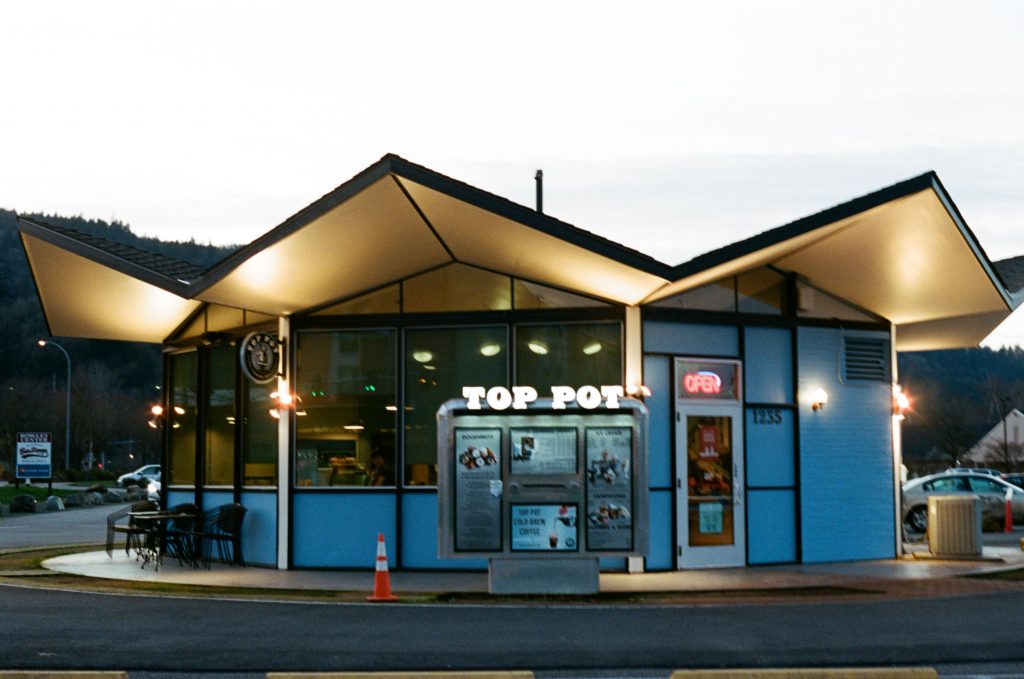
[675,359,745,568]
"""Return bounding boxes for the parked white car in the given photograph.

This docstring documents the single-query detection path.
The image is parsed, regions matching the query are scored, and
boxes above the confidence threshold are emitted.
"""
[117,464,161,487]
[902,471,1024,535]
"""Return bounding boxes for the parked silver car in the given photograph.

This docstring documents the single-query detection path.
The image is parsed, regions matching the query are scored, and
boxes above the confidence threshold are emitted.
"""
[117,464,161,487]
[902,471,1024,535]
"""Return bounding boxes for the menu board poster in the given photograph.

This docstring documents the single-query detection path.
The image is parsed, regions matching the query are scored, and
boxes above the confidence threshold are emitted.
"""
[453,428,503,552]
[510,504,579,551]
[509,427,577,475]
[585,427,634,550]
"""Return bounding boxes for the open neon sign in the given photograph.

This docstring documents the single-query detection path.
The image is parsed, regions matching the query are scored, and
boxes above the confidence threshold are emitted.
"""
[683,371,722,395]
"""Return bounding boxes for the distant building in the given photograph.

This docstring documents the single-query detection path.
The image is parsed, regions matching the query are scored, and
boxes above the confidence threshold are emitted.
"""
[967,408,1024,469]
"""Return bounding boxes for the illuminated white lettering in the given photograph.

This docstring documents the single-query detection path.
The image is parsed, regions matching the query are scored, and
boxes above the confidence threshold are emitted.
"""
[462,386,486,410]
[576,385,601,409]
[550,386,576,410]
[511,386,538,410]
[600,385,624,409]
[486,386,513,410]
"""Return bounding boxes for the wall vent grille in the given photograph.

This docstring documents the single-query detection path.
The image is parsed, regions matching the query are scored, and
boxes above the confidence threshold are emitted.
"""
[844,337,888,382]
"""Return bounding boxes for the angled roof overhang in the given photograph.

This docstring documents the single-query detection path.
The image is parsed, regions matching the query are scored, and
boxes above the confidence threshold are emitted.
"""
[18,157,1018,352]
[645,173,1017,351]
[193,155,674,314]
[18,218,201,343]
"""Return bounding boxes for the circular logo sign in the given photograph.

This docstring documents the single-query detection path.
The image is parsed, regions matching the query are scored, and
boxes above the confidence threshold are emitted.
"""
[240,332,280,383]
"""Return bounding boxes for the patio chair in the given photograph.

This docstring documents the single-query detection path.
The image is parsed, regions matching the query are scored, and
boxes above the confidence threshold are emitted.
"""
[105,500,158,557]
[164,503,201,567]
[196,503,247,568]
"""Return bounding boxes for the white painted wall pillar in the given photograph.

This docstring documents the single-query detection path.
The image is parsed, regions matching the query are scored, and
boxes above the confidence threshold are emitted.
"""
[277,315,291,570]
[624,304,645,574]
[891,323,903,557]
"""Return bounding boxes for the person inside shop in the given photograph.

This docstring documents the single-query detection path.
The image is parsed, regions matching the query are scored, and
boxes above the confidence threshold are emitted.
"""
[368,446,393,486]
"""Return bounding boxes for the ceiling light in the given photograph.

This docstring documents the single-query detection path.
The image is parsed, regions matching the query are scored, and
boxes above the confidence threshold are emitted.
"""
[582,341,602,355]
[344,421,366,431]
[412,351,433,363]
[173,406,186,415]
[527,340,548,355]
[479,343,502,357]
[423,364,436,371]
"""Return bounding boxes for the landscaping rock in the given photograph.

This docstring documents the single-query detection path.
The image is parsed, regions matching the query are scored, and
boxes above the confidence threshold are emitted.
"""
[86,484,107,495]
[125,486,148,501]
[63,492,85,507]
[45,496,65,512]
[102,491,124,503]
[83,491,105,506]
[9,494,37,513]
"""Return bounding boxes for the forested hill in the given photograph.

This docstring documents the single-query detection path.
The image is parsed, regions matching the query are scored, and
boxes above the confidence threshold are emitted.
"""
[0,208,238,384]
[0,208,238,476]
[899,346,1024,467]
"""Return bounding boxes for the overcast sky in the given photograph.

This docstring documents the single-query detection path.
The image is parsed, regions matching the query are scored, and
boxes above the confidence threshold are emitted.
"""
[3,1,1023,345]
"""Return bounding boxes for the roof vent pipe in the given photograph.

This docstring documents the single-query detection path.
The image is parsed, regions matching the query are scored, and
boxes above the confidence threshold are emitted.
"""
[535,169,543,213]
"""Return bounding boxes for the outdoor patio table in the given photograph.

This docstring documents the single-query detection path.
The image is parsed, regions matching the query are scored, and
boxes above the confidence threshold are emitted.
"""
[127,511,192,571]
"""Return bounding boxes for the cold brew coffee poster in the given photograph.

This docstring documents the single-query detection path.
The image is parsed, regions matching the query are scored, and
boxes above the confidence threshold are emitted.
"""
[454,428,502,551]
[585,427,633,550]
[509,427,577,475]
[510,504,578,551]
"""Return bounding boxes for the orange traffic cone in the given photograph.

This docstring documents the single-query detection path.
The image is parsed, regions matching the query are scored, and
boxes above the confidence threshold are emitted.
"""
[367,532,399,602]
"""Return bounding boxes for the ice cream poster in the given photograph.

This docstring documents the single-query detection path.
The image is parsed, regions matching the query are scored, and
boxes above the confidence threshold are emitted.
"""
[585,427,633,550]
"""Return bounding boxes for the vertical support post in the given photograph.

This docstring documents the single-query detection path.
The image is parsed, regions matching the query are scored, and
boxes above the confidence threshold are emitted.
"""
[277,316,291,570]
[624,305,644,574]
[890,323,903,557]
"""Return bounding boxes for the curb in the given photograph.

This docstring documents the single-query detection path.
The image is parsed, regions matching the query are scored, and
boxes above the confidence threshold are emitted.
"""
[668,669,938,678]
[267,674,534,679]
[0,673,128,679]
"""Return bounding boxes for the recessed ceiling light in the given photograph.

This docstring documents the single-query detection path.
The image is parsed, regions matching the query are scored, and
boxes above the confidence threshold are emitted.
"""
[412,351,433,363]
[479,343,502,357]
[582,341,602,355]
[527,340,548,355]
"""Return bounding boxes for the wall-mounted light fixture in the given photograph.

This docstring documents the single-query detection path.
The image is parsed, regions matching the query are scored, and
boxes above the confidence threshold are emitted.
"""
[626,384,652,398]
[893,384,911,420]
[269,389,299,418]
[811,387,829,412]
[147,404,164,429]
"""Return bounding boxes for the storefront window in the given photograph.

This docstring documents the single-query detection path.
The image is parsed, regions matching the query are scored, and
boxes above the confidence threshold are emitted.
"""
[516,322,622,389]
[243,378,278,486]
[404,326,508,486]
[294,330,397,487]
[168,352,197,485]
[204,344,236,486]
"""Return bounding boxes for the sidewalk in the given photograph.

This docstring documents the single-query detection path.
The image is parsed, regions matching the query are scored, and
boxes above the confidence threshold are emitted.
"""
[38,541,1024,603]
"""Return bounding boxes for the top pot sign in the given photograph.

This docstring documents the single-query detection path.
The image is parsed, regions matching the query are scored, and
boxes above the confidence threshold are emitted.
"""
[462,385,625,411]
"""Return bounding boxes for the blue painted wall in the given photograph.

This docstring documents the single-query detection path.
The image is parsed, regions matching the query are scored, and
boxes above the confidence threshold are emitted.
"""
[643,354,672,489]
[240,491,277,567]
[646,489,674,570]
[744,327,792,404]
[292,492,397,568]
[747,490,796,564]
[644,321,738,357]
[401,491,488,570]
[797,327,895,562]
[746,408,795,489]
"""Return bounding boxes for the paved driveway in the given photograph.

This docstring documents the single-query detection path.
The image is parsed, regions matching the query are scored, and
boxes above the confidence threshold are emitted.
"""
[0,503,111,549]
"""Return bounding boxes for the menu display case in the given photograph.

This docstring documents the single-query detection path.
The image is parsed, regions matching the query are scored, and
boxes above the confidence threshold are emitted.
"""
[438,398,648,561]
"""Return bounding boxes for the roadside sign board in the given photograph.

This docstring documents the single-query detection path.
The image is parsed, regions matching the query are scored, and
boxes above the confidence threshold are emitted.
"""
[16,432,52,479]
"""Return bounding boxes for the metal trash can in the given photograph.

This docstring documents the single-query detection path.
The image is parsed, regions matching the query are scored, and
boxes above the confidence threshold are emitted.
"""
[928,495,982,557]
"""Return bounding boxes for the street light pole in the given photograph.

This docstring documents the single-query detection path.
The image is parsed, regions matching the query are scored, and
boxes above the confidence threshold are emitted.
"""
[37,340,71,471]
